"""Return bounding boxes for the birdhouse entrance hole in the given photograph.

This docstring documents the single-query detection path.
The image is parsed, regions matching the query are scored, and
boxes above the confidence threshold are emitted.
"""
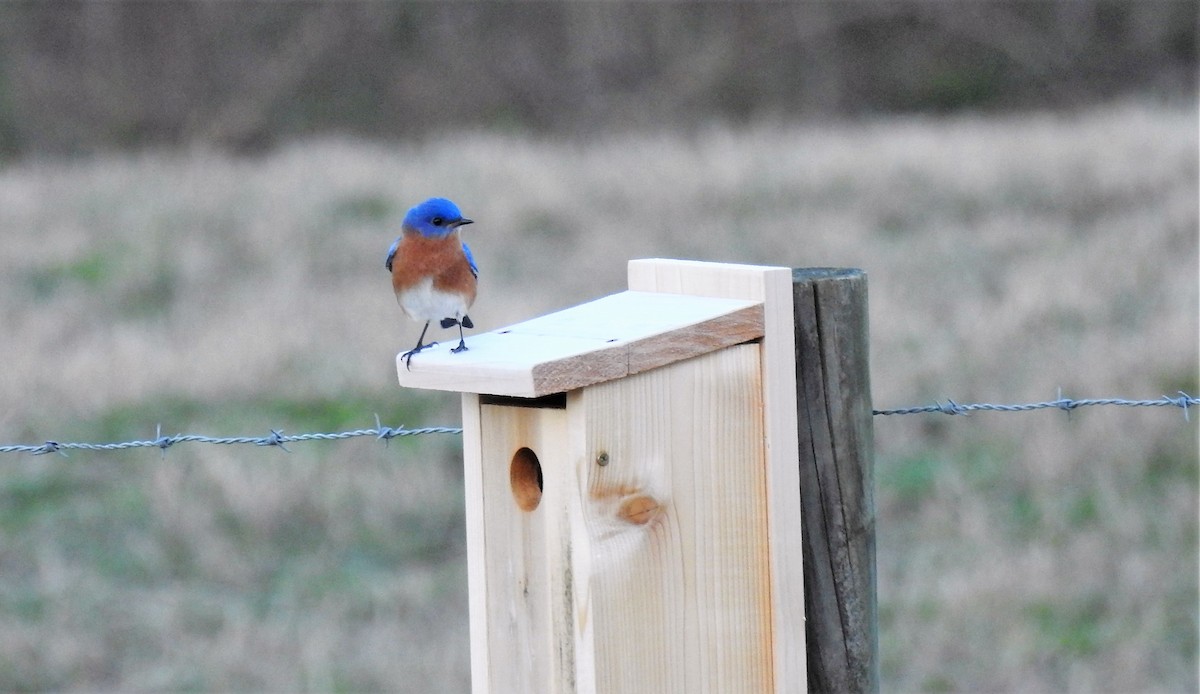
[509,447,543,512]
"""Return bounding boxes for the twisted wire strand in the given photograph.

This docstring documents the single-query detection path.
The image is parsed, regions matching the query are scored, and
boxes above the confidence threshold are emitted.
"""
[0,425,463,456]
[0,392,1193,457]
[872,392,1197,419]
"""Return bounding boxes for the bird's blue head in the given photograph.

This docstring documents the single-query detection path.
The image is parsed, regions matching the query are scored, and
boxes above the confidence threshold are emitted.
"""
[402,197,473,238]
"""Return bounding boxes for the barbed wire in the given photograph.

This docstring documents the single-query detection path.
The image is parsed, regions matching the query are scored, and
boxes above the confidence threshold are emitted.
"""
[0,415,462,457]
[0,393,1194,457]
[872,391,1198,419]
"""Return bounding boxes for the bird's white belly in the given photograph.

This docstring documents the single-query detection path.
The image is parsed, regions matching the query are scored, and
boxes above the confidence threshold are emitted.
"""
[396,278,468,322]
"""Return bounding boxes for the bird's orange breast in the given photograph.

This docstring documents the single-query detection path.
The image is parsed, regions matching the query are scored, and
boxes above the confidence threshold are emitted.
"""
[390,232,478,306]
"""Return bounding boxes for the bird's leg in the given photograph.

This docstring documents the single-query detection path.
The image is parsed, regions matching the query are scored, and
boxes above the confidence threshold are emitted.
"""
[451,314,473,353]
[401,321,437,370]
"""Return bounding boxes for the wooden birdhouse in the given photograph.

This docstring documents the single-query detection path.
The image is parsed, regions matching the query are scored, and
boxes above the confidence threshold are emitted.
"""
[396,258,875,693]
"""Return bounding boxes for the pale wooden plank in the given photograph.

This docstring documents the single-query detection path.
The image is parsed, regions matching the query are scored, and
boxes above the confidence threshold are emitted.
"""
[460,394,490,693]
[627,258,806,692]
[397,291,763,397]
[628,257,774,301]
[475,402,581,693]
[758,266,808,694]
[569,344,773,693]
[506,290,755,341]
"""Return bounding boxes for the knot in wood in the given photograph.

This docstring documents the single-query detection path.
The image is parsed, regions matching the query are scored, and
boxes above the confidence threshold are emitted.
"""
[618,494,661,525]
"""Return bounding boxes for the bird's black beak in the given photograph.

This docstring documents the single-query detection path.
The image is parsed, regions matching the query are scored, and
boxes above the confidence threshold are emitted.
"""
[454,218,474,228]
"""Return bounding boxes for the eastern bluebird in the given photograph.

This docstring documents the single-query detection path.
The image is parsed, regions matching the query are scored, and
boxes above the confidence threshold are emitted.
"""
[385,197,478,369]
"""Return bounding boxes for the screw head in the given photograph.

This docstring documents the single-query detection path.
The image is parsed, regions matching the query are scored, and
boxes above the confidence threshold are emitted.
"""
[596,451,609,466]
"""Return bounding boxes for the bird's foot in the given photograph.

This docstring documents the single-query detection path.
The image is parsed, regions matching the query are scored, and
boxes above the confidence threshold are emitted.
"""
[451,340,469,354]
[401,341,439,370]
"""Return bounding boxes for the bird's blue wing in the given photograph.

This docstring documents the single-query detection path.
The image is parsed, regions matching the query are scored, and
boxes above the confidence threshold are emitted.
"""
[462,241,479,278]
[384,237,400,272]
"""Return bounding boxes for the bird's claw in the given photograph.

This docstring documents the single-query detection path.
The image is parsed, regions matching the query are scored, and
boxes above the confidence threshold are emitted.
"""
[401,341,438,370]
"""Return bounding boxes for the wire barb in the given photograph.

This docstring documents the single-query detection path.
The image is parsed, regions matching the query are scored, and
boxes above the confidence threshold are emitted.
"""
[152,424,174,459]
[258,429,291,452]
[33,441,66,457]
[1165,391,1192,422]
[935,399,968,416]
[374,413,397,445]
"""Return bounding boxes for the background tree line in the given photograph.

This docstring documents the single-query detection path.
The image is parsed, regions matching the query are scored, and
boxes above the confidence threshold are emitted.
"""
[0,1,1194,155]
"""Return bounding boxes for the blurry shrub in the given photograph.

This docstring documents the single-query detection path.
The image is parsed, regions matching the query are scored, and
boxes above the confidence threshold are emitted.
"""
[0,2,1193,155]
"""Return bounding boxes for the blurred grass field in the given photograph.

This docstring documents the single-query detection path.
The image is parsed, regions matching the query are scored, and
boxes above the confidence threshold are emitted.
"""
[0,98,1195,691]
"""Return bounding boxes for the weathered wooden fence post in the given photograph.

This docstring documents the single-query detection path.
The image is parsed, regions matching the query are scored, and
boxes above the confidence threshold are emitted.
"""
[396,259,877,693]
[793,268,878,693]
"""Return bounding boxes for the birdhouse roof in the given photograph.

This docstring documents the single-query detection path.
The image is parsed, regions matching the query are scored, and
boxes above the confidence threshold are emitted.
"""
[395,289,764,398]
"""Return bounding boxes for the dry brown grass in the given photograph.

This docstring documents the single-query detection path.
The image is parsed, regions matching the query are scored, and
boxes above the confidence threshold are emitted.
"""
[0,98,1195,691]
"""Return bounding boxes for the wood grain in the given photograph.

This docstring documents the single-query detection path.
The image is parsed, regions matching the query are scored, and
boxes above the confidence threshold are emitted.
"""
[627,258,806,691]
[468,397,589,693]
[792,268,878,694]
[572,344,772,693]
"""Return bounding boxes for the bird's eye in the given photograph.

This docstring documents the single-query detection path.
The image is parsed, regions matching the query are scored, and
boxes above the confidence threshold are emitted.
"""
[431,217,444,226]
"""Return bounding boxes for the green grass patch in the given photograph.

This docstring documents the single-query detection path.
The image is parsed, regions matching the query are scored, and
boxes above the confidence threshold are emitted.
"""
[328,193,394,224]
[1006,486,1043,540]
[1065,489,1101,528]
[1141,439,1199,493]
[24,249,115,299]
[117,260,178,319]
[879,453,941,506]
[1025,596,1110,657]
[0,469,79,531]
